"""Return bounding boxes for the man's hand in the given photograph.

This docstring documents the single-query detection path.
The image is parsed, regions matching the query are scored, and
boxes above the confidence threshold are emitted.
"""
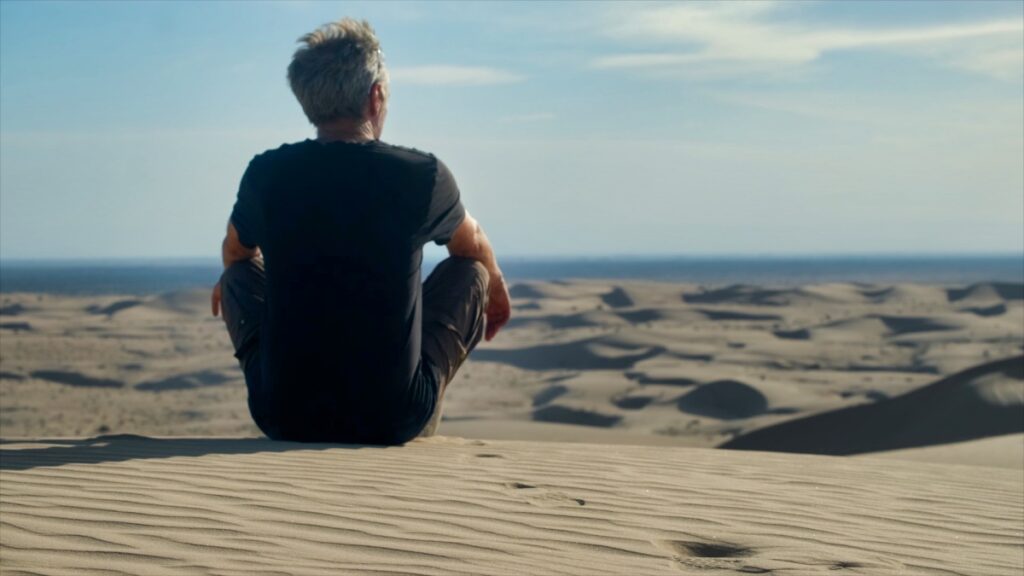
[485,276,511,341]
[211,282,222,317]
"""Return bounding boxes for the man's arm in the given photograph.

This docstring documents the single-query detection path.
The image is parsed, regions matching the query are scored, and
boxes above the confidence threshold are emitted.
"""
[445,211,510,341]
[221,221,259,268]
[212,221,260,317]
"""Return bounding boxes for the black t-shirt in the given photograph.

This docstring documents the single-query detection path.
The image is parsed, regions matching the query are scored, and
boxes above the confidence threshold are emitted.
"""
[230,139,465,441]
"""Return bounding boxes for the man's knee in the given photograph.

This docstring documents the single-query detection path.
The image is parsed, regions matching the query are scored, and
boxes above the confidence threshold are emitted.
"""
[460,259,489,306]
[431,256,488,280]
[426,257,489,305]
[421,257,489,372]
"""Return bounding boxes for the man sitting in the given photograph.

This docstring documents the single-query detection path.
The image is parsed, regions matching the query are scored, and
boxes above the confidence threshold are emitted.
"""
[211,18,510,444]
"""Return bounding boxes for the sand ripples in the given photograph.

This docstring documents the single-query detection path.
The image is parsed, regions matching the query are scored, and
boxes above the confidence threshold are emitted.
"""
[2,436,1021,575]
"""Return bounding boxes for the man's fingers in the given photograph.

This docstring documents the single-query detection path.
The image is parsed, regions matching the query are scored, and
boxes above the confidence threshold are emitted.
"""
[484,313,495,341]
[484,311,508,341]
[485,322,498,341]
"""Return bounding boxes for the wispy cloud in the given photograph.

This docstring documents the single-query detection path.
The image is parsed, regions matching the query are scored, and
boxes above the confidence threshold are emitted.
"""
[592,2,1023,81]
[389,65,525,86]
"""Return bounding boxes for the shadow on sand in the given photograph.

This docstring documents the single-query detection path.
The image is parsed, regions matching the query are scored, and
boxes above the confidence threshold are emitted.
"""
[721,355,1024,455]
[0,434,369,472]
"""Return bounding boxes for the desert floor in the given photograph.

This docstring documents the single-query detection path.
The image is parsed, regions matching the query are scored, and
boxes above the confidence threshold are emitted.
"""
[1,280,1022,574]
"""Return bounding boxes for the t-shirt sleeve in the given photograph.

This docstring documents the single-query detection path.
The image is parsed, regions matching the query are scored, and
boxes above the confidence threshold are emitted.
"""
[229,160,263,249]
[416,158,466,246]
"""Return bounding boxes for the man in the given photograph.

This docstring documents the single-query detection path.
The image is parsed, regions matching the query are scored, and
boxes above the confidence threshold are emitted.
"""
[210,18,510,445]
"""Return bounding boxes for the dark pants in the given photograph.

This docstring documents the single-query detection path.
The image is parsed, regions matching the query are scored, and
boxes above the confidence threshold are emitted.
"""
[219,256,488,440]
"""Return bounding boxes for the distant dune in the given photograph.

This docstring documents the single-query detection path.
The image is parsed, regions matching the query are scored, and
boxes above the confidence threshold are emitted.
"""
[721,356,1024,454]
[2,280,1022,459]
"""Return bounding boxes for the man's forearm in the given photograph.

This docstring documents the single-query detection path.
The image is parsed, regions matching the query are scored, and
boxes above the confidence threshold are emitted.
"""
[449,216,503,287]
[470,227,502,284]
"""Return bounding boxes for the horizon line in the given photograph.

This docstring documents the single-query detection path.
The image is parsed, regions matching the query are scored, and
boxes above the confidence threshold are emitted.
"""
[2,251,1023,266]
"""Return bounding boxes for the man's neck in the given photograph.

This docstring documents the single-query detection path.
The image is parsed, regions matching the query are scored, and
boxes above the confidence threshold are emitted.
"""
[315,118,376,144]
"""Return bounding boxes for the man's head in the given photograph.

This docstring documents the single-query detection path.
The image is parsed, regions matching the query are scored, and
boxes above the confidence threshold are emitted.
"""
[288,18,389,137]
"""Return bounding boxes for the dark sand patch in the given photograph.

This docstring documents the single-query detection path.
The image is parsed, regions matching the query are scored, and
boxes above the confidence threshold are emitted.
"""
[473,338,665,371]
[877,316,957,336]
[840,390,889,402]
[0,304,27,316]
[532,405,622,428]
[722,355,1024,455]
[656,539,753,559]
[859,287,895,300]
[698,309,782,322]
[677,380,769,420]
[683,285,830,307]
[86,299,144,316]
[532,385,569,407]
[0,322,32,332]
[962,303,1008,317]
[600,287,634,309]
[611,395,655,410]
[947,282,1024,303]
[31,370,123,389]
[773,328,811,340]
[626,371,699,387]
[135,370,234,392]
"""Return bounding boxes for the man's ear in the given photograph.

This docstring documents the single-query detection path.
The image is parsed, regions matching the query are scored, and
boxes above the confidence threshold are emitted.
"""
[368,83,385,118]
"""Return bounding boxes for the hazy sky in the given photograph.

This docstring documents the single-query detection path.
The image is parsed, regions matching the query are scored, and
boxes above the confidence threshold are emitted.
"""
[1,0,1022,260]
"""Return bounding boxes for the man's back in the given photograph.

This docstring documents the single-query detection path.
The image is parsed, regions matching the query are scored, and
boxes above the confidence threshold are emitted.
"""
[230,139,464,441]
[213,18,509,444]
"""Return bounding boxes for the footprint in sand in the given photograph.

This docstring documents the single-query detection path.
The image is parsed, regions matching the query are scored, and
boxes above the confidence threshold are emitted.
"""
[653,539,870,573]
[653,539,767,573]
[505,482,585,507]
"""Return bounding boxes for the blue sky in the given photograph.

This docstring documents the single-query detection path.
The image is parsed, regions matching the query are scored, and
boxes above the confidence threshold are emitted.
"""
[1,0,1022,259]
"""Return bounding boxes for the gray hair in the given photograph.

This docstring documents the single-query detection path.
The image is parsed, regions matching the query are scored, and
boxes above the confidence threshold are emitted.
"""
[287,18,388,125]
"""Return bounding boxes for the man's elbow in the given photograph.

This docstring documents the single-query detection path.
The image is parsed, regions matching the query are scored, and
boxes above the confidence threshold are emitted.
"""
[447,214,483,258]
[222,223,259,266]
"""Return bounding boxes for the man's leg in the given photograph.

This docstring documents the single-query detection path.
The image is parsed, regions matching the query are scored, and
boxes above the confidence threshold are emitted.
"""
[219,257,278,437]
[418,257,489,437]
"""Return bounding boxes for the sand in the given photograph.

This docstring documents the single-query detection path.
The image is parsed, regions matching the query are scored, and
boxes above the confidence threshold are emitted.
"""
[2,279,1023,573]
[2,436,1021,575]
[2,280,1021,452]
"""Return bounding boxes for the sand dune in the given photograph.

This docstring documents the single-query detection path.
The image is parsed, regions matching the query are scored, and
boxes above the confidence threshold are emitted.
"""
[947,281,1024,303]
[866,433,1024,469]
[1,436,1021,575]
[721,355,1024,454]
[682,284,848,306]
[2,280,1022,456]
[473,336,668,371]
